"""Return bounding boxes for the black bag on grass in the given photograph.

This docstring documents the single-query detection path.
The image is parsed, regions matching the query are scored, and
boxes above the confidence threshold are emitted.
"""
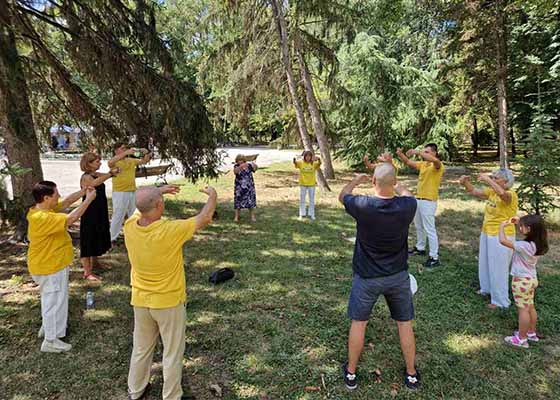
[209,268,235,284]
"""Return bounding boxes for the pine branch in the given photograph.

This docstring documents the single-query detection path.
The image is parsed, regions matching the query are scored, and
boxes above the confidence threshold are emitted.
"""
[15,4,76,36]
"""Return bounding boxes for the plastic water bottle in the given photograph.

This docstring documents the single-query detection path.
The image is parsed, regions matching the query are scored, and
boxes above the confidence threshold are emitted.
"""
[86,291,95,310]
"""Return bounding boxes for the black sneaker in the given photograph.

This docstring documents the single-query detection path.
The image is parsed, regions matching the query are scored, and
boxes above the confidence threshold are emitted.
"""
[424,257,440,269]
[342,362,357,390]
[403,369,420,390]
[408,247,426,256]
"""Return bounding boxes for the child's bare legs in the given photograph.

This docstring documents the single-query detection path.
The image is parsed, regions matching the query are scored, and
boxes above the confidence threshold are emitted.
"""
[234,209,240,222]
[517,307,531,339]
[249,208,256,222]
[528,305,538,334]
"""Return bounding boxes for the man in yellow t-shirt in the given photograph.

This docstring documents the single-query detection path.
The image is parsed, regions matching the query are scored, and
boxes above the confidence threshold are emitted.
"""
[27,181,96,353]
[396,144,445,268]
[293,150,321,220]
[124,184,217,400]
[108,142,151,243]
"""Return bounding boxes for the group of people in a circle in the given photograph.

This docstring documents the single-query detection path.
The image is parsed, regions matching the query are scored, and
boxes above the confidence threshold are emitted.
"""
[25,142,549,398]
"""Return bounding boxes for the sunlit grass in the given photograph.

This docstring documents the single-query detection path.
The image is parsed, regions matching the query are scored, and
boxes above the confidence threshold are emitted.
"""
[444,333,494,354]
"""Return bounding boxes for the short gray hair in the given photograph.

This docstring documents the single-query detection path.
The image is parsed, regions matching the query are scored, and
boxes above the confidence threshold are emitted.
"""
[492,168,514,189]
[136,186,162,213]
[374,163,396,187]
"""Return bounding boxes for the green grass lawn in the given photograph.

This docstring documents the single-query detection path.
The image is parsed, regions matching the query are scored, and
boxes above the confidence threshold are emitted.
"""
[1,161,559,399]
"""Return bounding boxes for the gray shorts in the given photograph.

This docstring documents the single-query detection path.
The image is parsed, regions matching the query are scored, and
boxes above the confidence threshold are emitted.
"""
[348,270,414,322]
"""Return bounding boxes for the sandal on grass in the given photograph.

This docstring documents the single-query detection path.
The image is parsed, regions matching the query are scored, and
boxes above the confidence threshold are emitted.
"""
[84,274,102,282]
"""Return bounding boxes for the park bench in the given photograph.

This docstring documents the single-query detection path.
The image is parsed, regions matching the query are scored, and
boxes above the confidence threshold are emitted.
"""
[135,164,173,185]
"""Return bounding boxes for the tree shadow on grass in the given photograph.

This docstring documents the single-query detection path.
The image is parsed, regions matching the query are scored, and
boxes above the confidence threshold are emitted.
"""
[182,200,560,399]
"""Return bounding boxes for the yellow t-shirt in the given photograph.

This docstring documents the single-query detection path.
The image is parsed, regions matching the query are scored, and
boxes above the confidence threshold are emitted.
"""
[482,188,518,236]
[112,158,141,192]
[295,160,321,186]
[124,213,197,309]
[416,161,445,201]
[27,207,73,275]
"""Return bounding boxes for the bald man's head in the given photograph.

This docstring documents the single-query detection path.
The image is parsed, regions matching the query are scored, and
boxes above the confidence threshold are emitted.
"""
[136,186,163,213]
[373,163,396,187]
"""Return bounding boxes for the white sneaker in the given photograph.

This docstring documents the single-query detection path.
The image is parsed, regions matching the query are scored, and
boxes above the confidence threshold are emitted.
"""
[298,216,305,221]
[41,338,72,353]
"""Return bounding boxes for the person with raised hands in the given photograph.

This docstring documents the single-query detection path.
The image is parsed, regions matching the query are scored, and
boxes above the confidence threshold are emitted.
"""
[108,142,151,245]
[124,184,216,400]
[499,215,548,348]
[396,144,445,269]
[293,150,321,220]
[27,181,97,353]
[233,154,258,222]
[364,152,399,172]
[79,152,121,282]
[339,162,421,391]
[459,168,518,309]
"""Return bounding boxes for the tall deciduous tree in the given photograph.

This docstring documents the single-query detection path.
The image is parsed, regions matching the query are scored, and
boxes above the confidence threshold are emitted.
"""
[495,0,509,169]
[296,44,335,179]
[270,0,330,189]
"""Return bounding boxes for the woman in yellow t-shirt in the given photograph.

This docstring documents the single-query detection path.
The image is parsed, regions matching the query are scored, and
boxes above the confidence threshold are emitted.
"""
[459,168,518,309]
[293,150,321,220]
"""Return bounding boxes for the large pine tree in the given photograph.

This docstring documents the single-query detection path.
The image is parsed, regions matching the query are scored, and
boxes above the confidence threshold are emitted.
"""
[0,0,219,238]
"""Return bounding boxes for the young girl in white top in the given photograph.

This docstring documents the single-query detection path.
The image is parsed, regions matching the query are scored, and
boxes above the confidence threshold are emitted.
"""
[498,214,549,348]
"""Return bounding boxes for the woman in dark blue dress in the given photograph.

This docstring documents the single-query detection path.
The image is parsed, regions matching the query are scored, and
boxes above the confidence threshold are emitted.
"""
[233,154,258,222]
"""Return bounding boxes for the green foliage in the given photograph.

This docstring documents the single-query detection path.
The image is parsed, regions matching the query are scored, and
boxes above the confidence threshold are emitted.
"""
[11,0,220,181]
[517,103,560,216]
[330,32,439,166]
[509,0,560,144]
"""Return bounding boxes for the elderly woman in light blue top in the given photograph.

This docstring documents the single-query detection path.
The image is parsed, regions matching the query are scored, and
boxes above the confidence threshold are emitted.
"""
[459,168,518,309]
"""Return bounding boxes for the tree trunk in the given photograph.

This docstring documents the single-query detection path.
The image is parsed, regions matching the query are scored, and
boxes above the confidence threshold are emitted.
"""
[509,124,516,158]
[296,45,335,179]
[0,1,44,240]
[496,0,509,169]
[270,0,330,190]
[472,116,479,157]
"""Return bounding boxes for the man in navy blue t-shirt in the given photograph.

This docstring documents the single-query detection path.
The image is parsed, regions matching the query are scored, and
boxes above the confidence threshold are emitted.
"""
[339,161,420,391]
